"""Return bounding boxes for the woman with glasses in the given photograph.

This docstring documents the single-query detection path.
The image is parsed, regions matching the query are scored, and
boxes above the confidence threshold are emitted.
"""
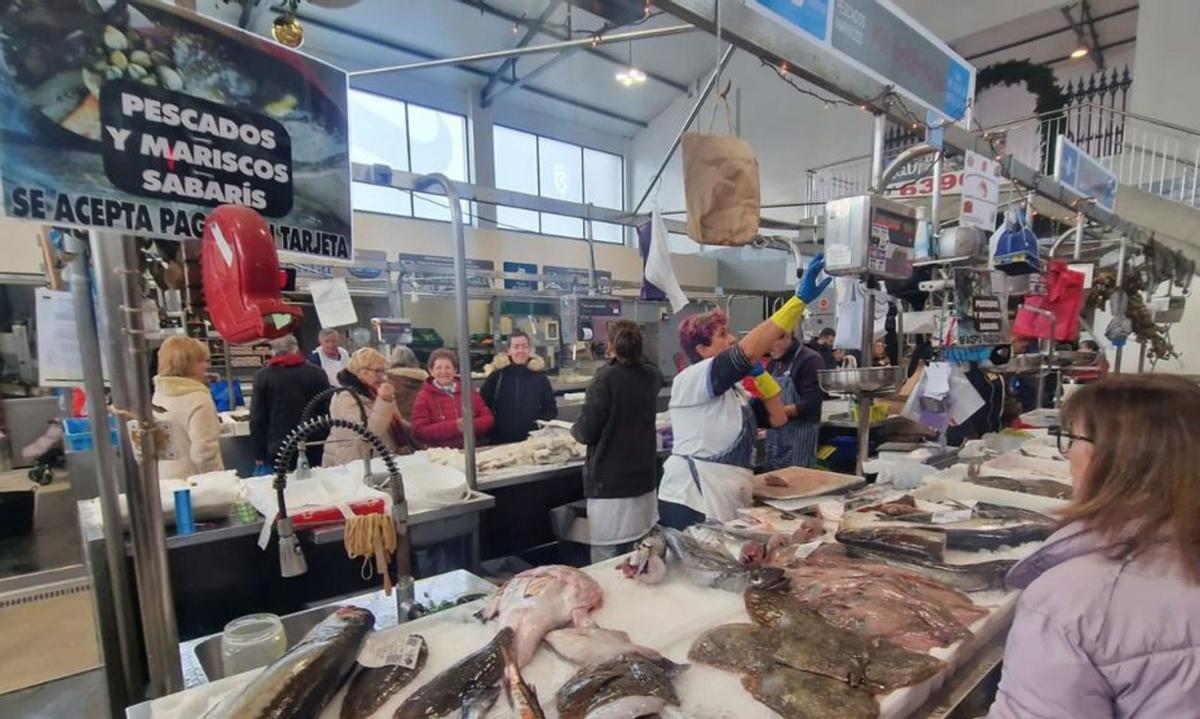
[322,347,411,466]
[988,374,1200,718]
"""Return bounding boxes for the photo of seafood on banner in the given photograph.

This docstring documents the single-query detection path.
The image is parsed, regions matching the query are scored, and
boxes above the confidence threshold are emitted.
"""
[0,0,352,262]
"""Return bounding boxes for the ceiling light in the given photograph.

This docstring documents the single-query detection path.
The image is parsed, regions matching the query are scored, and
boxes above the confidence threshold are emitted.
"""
[615,67,646,86]
[1070,47,1089,59]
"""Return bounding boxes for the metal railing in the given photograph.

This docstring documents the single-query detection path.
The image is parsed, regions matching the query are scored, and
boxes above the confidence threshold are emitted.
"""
[807,103,1200,211]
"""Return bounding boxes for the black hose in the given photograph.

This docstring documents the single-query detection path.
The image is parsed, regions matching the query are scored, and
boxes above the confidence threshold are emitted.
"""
[271,415,402,520]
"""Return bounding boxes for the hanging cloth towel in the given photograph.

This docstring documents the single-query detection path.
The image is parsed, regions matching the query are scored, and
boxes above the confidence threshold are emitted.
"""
[643,205,690,313]
[833,277,864,350]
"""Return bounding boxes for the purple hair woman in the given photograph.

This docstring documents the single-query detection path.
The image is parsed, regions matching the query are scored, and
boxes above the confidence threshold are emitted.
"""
[658,254,831,529]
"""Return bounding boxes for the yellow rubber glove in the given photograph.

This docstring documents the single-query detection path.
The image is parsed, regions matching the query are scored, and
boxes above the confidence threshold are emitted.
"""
[750,363,781,401]
[770,296,807,333]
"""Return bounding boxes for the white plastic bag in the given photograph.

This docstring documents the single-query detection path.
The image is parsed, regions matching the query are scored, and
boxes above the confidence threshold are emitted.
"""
[834,277,864,350]
[646,205,690,313]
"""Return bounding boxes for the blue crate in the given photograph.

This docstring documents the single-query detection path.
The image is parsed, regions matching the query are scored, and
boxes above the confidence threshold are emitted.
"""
[63,416,120,453]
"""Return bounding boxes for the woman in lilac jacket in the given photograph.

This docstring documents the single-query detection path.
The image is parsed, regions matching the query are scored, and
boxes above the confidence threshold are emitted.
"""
[988,374,1200,719]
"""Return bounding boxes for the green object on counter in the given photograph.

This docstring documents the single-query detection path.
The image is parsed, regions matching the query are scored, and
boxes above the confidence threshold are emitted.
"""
[232,501,259,524]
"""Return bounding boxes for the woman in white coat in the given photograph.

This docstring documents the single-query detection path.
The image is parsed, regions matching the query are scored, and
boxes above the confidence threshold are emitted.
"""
[658,254,831,528]
[152,336,225,480]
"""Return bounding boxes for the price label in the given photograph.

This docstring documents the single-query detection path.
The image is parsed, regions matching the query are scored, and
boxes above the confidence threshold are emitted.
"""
[930,508,973,524]
[358,630,425,669]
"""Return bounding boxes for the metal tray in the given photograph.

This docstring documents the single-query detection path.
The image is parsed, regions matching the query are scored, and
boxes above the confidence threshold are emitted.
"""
[818,366,906,394]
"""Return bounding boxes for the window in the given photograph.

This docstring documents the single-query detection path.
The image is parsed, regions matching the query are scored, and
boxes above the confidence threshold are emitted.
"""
[492,126,625,243]
[348,90,469,220]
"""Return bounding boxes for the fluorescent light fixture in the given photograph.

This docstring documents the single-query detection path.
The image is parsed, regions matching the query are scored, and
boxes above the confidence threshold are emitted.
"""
[1070,47,1090,59]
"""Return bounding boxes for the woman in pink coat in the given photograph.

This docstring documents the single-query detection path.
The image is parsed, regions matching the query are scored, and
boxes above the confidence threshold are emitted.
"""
[411,349,494,450]
[988,374,1200,719]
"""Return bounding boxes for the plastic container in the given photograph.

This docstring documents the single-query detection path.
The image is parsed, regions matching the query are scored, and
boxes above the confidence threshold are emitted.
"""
[220,613,286,677]
[62,416,120,453]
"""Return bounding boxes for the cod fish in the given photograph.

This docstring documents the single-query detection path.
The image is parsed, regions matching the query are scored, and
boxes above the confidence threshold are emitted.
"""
[340,634,428,719]
[556,653,684,719]
[835,526,947,563]
[203,606,373,719]
[743,666,878,719]
[394,628,512,719]
[745,590,944,693]
[966,475,1073,500]
[688,624,780,674]
[685,521,769,564]
[663,527,787,592]
[545,627,665,666]
[844,546,1016,593]
[478,565,603,667]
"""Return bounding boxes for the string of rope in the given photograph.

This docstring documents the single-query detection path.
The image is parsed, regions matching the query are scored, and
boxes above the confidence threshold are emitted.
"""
[344,512,398,596]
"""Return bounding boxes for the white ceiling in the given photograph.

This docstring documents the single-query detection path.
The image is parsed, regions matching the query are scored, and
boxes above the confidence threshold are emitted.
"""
[246,0,1139,140]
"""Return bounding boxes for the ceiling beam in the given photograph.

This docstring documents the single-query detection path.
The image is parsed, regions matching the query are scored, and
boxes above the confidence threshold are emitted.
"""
[960,4,1136,62]
[1061,1,1104,71]
[479,0,563,103]
[453,0,690,93]
[1080,0,1106,70]
[287,10,649,127]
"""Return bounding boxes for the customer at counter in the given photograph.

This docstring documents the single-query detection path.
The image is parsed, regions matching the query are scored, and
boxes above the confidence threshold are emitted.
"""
[323,347,411,466]
[571,321,663,563]
[308,328,350,387]
[386,346,428,422]
[152,336,224,480]
[763,330,824,471]
[987,374,1200,718]
[658,255,830,528]
[480,330,557,444]
[249,335,330,471]
[806,326,838,369]
[412,349,494,450]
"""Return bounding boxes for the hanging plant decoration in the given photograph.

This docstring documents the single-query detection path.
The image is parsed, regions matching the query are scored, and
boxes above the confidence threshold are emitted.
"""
[976,60,1069,175]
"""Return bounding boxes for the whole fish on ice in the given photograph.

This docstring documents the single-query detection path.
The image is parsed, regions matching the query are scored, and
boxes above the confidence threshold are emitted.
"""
[502,643,546,718]
[203,606,373,719]
[544,627,665,666]
[555,653,685,719]
[339,633,427,719]
[477,565,603,667]
[663,527,787,592]
[394,628,511,719]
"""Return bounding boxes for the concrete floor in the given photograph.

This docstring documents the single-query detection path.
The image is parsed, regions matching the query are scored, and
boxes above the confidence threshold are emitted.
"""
[0,668,108,719]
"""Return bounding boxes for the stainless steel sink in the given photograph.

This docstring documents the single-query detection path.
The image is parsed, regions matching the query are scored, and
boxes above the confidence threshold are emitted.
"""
[192,605,339,682]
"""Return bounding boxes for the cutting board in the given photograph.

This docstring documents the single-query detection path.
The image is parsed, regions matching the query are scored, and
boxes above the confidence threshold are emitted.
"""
[752,466,864,500]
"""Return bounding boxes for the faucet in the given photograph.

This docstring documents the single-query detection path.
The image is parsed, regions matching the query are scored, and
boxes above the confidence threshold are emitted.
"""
[271,416,415,623]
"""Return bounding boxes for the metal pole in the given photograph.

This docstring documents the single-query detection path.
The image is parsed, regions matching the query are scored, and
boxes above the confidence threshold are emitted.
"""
[415,174,477,491]
[584,205,598,296]
[348,24,696,77]
[1073,212,1084,260]
[70,234,141,709]
[857,285,875,476]
[1113,236,1127,373]
[223,339,235,412]
[92,233,182,696]
[870,114,887,191]
[929,155,943,240]
[633,44,736,214]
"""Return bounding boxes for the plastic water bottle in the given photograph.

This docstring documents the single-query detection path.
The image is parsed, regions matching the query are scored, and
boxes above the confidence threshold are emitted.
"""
[174,488,195,535]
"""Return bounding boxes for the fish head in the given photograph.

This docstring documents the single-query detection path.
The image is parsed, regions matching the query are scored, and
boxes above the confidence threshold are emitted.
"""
[747,567,789,592]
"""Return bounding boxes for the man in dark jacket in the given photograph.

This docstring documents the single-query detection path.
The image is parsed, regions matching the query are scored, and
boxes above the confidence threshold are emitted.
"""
[572,321,663,563]
[480,330,557,444]
[764,333,825,470]
[250,334,330,470]
[806,326,838,370]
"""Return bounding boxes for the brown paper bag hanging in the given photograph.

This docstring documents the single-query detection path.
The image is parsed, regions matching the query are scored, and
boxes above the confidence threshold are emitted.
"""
[681,94,760,246]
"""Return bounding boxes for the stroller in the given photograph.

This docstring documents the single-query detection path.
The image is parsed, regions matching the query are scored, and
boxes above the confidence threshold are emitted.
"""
[22,419,65,485]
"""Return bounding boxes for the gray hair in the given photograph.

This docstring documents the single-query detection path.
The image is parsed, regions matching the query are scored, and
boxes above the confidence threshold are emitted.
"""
[389,345,420,369]
[318,328,341,342]
[269,334,299,356]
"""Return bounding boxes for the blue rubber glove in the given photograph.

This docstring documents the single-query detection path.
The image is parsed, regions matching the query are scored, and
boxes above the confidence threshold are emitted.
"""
[796,253,833,304]
[749,362,781,400]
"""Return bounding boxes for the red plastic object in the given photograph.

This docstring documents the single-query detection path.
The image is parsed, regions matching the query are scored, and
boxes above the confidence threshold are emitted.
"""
[201,205,302,344]
[289,498,387,529]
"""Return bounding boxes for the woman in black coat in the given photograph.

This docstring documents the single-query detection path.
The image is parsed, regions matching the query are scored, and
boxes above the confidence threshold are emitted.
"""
[572,320,663,563]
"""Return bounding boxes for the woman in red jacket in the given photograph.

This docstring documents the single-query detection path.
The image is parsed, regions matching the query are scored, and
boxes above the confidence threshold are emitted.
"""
[411,349,494,449]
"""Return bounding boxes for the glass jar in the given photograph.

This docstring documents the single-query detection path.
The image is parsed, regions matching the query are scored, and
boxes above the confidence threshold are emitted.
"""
[220,613,287,677]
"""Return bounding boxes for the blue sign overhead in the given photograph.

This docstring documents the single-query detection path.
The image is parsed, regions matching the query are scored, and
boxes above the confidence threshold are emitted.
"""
[1055,136,1118,212]
[748,0,830,41]
[503,261,539,291]
[748,0,975,123]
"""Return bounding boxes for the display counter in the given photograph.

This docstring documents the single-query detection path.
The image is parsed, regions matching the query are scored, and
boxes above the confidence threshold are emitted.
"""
[78,490,495,640]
